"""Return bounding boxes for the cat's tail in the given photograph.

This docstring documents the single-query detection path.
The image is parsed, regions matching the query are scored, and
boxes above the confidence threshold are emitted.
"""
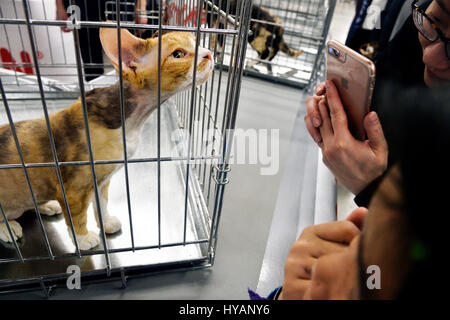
[280,39,303,58]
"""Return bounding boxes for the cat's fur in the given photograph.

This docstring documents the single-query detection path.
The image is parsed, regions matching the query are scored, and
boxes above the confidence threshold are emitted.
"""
[206,0,303,71]
[0,30,213,250]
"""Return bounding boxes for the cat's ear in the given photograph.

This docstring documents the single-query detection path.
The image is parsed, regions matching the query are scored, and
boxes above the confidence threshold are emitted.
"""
[99,28,155,88]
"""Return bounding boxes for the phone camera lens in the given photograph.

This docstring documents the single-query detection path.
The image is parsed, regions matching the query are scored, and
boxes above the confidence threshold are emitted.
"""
[328,47,339,57]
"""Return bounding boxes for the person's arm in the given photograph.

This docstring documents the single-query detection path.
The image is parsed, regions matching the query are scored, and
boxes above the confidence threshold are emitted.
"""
[304,80,388,195]
[55,0,71,32]
[136,0,148,25]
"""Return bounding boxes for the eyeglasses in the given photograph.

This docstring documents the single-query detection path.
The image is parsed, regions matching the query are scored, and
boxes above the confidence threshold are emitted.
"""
[412,0,450,60]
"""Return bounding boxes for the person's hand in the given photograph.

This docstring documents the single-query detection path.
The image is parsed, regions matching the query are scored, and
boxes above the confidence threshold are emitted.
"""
[312,80,388,195]
[56,0,71,33]
[278,208,367,300]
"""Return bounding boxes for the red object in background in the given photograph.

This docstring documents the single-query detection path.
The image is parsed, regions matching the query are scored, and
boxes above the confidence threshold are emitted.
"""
[167,2,206,26]
[0,48,23,73]
[179,4,206,25]
[20,51,33,74]
[0,47,35,74]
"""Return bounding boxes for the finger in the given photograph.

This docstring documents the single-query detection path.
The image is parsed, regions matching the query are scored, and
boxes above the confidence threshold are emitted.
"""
[304,257,333,300]
[286,255,317,280]
[364,111,388,154]
[298,256,317,279]
[325,80,349,136]
[345,207,368,230]
[309,237,347,258]
[315,82,326,96]
[306,96,323,128]
[305,115,322,144]
[312,220,361,244]
[317,98,334,144]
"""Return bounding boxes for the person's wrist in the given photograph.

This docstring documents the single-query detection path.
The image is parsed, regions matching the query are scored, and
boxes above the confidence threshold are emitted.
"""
[350,167,386,195]
[349,183,367,196]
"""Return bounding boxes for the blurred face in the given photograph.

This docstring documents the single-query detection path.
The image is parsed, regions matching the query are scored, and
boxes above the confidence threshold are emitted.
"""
[304,166,411,299]
[418,0,450,87]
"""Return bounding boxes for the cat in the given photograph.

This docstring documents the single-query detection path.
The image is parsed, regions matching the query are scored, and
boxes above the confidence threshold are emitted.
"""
[205,0,303,71]
[0,30,213,250]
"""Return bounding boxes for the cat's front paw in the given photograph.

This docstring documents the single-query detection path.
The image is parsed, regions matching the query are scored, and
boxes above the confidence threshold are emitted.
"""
[38,200,62,216]
[104,216,121,234]
[0,220,23,243]
[76,231,100,250]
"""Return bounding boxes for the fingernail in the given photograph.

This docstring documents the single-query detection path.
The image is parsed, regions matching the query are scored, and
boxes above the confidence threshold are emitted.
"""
[368,112,378,124]
[312,117,321,127]
[316,83,324,94]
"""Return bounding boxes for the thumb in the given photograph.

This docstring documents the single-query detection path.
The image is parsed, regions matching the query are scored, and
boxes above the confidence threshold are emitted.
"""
[346,207,368,230]
[364,112,388,153]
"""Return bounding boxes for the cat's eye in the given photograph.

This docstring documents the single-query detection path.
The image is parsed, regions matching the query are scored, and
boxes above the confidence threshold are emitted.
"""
[172,50,185,58]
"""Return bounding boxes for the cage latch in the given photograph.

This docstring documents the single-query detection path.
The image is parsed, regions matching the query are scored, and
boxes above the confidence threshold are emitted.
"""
[212,164,231,185]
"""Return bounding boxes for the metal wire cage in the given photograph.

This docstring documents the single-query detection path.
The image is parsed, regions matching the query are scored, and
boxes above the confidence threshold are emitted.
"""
[0,0,252,295]
[221,0,336,88]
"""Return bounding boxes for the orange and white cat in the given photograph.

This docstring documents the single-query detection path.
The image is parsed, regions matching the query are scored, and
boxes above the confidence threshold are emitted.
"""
[0,29,213,250]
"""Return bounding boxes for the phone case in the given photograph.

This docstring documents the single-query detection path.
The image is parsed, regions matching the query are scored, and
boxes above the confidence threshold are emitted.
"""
[326,40,376,140]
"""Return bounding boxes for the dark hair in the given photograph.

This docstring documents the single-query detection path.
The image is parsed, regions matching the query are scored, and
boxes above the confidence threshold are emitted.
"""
[378,83,450,298]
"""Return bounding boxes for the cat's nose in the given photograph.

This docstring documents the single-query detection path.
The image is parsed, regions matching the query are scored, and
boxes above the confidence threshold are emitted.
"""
[203,52,212,61]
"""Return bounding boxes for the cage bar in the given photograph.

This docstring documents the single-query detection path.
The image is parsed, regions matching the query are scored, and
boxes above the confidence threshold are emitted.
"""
[115,0,135,251]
